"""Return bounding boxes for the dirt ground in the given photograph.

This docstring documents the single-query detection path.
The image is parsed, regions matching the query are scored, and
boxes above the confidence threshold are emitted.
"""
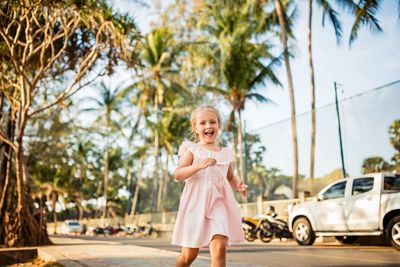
[7,258,64,267]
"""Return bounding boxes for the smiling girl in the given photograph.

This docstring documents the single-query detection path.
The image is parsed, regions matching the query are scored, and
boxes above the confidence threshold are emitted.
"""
[171,106,248,267]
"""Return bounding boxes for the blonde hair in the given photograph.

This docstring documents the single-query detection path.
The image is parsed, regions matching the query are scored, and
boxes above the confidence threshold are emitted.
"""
[190,105,222,143]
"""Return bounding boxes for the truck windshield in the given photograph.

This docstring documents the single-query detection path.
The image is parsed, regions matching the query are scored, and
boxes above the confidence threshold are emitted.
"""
[384,175,400,191]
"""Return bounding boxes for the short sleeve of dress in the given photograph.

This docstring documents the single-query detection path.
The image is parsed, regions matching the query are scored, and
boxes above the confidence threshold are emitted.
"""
[178,141,195,157]
[216,147,234,165]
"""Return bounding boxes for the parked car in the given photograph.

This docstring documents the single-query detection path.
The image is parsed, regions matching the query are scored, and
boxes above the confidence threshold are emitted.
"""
[61,220,83,235]
[288,172,400,250]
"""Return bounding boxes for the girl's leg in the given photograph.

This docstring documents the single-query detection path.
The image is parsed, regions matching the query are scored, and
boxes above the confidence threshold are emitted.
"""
[175,247,199,267]
[209,234,228,267]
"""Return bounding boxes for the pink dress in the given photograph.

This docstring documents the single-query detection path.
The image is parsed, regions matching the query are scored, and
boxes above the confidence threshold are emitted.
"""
[171,141,244,248]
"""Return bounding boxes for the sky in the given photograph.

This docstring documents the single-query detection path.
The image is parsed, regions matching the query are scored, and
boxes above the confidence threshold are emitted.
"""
[108,0,400,179]
[242,1,400,178]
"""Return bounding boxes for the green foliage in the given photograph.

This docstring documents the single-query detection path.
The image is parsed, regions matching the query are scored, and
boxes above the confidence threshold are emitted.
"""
[389,119,400,152]
[389,119,400,172]
[359,119,400,174]
[5,0,396,225]
[361,156,391,174]
[198,0,282,111]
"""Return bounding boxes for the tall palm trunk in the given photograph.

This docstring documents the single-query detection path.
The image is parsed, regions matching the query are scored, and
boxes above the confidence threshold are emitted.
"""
[130,158,144,217]
[237,109,245,181]
[158,155,170,212]
[102,139,109,218]
[308,0,316,181]
[157,153,164,212]
[229,112,240,176]
[102,110,111,219]
[152,81,161,212]
[275,0,299,198]
[157,153,171,212]
[161,156,170,212]
[125,165,133,217]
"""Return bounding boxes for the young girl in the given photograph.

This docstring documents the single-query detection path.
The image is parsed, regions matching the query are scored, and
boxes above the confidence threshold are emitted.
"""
[171,106,248,267]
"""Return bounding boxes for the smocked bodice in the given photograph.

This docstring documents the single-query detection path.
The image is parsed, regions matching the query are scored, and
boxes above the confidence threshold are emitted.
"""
[178,141,233,180]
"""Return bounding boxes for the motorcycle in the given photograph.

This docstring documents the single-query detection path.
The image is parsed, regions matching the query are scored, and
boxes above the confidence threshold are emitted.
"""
[89,224,123,236]
[242,206,292,242]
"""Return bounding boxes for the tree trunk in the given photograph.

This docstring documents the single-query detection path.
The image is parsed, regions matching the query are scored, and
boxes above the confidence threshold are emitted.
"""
[0,107,15,244]
[160,156,170,212]
[229,113,240,177]
[275,0,299,198]
[152,83,160,212]
[125,165,133,217]
[4,137,50,247]
[51,192,58,235]
[76,201,83,221]
[308,0,316,181]
[156,154,164,212]
[0,110,15,213]
[130,178,141,217]
[237,109,245,181]
[130,158,144,216]
[102,141,109,218]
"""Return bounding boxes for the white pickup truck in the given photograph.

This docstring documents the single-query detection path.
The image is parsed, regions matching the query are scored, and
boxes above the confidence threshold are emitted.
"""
[288,172,400,250]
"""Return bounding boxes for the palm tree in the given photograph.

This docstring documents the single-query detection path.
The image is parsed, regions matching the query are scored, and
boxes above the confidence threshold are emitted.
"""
[127,27,184,212]
[199,1,281,182]
[274,0,300,197]
[128,145,149,216]
[232,0,299,195]
[347,0,383,46]
[361,156,391,174]
[81,81,125,218]
[157,104,191,211]
[307,0,345,180]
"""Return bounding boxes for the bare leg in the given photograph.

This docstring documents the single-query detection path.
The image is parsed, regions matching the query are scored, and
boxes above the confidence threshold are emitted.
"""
[209,234,228,267]
[175,247,199,267]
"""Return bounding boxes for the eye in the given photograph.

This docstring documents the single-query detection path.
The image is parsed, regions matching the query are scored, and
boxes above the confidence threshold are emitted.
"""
[200,122,205,125]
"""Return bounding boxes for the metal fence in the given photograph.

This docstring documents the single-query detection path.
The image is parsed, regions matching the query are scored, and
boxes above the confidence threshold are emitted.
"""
[47,198,302,234]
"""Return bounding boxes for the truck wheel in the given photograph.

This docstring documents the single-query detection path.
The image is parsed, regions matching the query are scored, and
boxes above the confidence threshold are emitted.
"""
[293,218,315,246]
[387,215,400,250]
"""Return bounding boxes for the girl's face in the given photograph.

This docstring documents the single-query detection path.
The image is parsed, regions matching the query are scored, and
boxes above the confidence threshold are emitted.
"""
[195,109,220,144]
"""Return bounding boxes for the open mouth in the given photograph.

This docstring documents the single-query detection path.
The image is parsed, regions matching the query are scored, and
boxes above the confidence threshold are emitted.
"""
[205,129,214,137]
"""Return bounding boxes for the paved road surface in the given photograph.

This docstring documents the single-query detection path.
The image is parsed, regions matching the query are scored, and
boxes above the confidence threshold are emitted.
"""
[51,235,400,267]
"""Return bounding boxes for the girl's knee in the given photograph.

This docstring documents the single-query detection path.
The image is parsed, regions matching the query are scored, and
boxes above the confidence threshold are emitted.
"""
[179,253,197,265]
[180,248,198,264]
[213,243,226,255]
[210,235,228,256]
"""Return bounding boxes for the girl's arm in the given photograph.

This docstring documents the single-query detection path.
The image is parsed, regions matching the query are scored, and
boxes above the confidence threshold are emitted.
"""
[174,151,216,181]
[227,164,248,196]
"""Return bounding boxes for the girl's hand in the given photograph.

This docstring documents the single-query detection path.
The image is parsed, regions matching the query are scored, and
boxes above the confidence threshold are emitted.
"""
[237,180,248,197]
[197,158,217,170]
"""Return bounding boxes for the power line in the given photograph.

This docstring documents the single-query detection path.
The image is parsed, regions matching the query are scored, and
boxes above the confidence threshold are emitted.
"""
[251,79,400,133]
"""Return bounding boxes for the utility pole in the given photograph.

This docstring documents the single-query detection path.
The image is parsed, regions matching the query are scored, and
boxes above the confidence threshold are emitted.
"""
[334,82,347,178]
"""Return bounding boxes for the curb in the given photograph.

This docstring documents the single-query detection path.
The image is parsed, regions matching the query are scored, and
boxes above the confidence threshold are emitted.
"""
[38,247,85,267]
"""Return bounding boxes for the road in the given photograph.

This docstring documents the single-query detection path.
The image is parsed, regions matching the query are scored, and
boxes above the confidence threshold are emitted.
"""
[66,235,400,267]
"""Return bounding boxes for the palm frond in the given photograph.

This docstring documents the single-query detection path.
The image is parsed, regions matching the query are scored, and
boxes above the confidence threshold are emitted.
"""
[246,93,274,105]
[349,0,383,46]
[318,0,343,44]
